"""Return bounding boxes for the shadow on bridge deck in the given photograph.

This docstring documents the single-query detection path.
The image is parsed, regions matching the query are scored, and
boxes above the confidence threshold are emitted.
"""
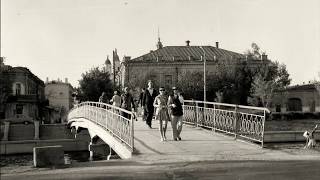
[132,117,320,164]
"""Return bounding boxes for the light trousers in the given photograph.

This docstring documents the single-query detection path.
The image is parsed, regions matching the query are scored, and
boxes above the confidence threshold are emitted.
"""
[171,115,183,139]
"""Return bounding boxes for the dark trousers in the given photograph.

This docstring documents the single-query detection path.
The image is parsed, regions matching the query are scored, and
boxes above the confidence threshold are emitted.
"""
[145,108,154,127]
[121,109,131,120]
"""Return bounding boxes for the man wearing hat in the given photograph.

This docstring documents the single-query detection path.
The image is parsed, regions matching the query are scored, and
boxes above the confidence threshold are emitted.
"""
[168,87,184,141]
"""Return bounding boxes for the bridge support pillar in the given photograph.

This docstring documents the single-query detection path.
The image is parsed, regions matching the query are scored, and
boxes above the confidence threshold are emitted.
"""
[2,121,10,141]
[34,121,40,140]
[89,141,94,161]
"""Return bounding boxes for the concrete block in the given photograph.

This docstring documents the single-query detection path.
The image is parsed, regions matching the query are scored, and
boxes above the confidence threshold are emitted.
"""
[33,145,64,167]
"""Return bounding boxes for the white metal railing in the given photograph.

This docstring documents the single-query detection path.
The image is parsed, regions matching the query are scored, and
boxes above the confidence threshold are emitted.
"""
[67,101,134,151]
[183,100,270,147]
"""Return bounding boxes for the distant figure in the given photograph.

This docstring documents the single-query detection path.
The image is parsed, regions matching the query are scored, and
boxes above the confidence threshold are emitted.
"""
[168,87,184,141]
[142,80,158,128]
[153,87,170,142]
[110,90,121,107]
[138,88,146,119]
[98,92,109,108]
[303,124,318,149]
[121,87,136,119]
[99,92,109,104]
[139,88,145,107]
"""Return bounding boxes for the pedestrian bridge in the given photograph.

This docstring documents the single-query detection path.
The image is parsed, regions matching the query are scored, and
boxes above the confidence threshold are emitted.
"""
[67,100,270,159]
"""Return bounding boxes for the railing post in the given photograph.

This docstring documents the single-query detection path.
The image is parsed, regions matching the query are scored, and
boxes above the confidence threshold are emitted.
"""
[195,101,199,127]
[131,113,134,152]
[261,109,266,148]
[234,105,238,140]
[203,102,206,128]
[213,104,216,132]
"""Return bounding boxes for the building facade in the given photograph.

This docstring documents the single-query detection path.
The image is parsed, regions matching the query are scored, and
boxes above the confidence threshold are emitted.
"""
[119,40,268,91]
[271,83,320,113]
[45,78,74,123]
[1,66,46,122]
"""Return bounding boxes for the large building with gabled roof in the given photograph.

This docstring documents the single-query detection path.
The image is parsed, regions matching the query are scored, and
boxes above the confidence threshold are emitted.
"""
[119,40,269,90]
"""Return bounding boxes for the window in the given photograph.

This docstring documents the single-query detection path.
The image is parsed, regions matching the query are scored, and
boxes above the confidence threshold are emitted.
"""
[16,83,21,95]
[276,104,281,112]
[310,101,315,112]
[165,75,173,87]
[16,104,23,114]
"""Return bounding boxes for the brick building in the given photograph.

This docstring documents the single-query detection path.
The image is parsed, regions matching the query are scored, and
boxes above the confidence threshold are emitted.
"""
[271,83,320,113]
[1,65,46,122]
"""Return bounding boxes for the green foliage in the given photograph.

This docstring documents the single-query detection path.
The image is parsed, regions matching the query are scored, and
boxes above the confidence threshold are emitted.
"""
[0,60,12,118]
[176,71,204,100]
[78,67,113,102]
[247,44,291,107]
[244,42,263,60]
[206,60,254,104]
[176,60,254,104]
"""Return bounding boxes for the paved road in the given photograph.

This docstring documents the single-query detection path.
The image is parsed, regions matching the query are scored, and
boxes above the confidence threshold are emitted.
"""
[2,160,320,180]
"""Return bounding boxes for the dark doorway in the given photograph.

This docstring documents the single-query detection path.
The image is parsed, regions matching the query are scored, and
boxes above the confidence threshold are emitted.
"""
[287,98,302,111]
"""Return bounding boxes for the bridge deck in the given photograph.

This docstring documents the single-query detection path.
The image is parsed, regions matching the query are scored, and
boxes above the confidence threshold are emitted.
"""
[132,118,320,163]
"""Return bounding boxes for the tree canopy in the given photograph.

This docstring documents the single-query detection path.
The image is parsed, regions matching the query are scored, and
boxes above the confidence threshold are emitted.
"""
[77,67,113,102]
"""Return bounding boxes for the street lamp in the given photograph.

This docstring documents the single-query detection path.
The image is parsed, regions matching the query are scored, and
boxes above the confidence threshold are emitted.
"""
[200,46,206,102]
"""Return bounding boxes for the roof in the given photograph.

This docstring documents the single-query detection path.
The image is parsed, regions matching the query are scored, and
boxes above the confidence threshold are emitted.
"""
[4,66,44,85]
[130,46,246,62]
[275,83,319,92]
[105,58,111,64]
[285,83,318,91]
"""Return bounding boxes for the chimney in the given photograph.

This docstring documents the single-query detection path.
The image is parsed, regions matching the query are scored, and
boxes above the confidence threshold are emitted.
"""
[215,42,219,48]
[123,56,131,62]
[261,53,268,61]
[65,78,68,83]
[46,77,49,83]
[186,40,190,46]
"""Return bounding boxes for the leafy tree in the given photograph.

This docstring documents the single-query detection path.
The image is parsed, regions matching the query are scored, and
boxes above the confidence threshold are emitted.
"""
[176,71,204,100]
[207,60,254,104]
[0,58,12,119]
[78,67,113,102]
[244,42,263,60]
[249,74,275,108]
[247,43,291,107]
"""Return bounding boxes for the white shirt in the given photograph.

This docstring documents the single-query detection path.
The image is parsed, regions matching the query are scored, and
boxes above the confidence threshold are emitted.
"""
[148,88,154,96]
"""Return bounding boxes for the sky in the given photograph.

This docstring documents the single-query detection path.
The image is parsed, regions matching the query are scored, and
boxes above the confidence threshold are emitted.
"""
[1,0,320,87]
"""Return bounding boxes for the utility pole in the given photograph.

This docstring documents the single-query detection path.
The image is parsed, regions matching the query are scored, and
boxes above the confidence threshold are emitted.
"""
[200,46,206,102]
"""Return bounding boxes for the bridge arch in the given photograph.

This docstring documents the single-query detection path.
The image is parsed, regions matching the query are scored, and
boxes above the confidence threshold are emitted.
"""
[68,102,134,159]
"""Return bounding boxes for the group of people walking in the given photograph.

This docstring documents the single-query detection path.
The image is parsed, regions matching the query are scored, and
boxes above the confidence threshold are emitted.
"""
[141,80,184,142]
[98,80,184,142]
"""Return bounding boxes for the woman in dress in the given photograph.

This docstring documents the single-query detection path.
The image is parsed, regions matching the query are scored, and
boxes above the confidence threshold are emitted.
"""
[153,87,170,141]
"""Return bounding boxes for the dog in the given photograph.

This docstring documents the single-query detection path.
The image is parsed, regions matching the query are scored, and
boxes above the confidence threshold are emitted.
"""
[303,124,318,149]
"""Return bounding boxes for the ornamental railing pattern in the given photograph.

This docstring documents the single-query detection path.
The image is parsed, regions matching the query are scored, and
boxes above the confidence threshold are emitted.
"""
[183,100,269,147]
[68,102,134,151]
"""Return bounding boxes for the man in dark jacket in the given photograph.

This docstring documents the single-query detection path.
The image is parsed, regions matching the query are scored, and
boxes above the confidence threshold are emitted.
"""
[142,80,158,128]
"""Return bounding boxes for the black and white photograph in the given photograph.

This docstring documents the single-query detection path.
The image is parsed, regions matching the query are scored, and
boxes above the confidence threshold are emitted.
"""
[1,0,320,179]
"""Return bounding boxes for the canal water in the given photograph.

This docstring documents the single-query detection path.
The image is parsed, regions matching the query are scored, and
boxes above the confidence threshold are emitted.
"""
[0,151,119,168]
